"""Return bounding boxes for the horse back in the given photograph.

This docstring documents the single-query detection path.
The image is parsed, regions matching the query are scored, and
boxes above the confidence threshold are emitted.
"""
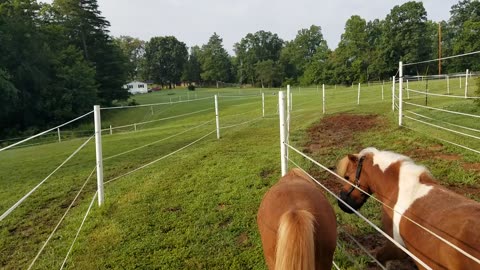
[257,169,337,269]
[400,186,480,269]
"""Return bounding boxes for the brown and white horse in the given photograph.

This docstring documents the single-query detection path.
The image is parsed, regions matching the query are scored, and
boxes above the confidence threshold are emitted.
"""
[257,168,337,270]
[337,147,480,269]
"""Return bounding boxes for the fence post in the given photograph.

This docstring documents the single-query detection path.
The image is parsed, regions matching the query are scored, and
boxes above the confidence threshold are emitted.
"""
[357,83,361,105]
[406,80,410,99]
[399,62,403,126]
[94,105,104,206]
[109,125,112,135]
[134,123,137,131]
[322,84,326,114]
[287,85,291,112]
[447,75,450,94]
[465,69,469,98]
[214,95,220,139]
[57,128,61,143]
[278,91,287,176]
[382,83,384,101]
[392,76,395,111]
[262,92,265,117]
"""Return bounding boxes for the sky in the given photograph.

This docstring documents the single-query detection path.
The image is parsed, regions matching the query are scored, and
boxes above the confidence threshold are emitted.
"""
[42,0,459,54]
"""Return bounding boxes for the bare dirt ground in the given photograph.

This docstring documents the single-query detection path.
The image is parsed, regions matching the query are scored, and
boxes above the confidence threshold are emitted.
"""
[303,113,480,270]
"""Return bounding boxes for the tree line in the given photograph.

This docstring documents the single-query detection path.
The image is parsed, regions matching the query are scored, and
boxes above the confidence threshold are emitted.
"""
[1,0,479,138]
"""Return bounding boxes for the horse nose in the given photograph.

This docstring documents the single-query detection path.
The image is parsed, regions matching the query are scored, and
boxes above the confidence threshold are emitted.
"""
[338,191,355,214]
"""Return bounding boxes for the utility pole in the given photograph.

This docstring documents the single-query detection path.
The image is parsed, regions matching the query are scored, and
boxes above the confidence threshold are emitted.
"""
[438,22,442,75]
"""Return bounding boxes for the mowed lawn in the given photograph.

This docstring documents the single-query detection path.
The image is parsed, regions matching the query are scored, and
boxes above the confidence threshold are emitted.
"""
[1,79,479,269]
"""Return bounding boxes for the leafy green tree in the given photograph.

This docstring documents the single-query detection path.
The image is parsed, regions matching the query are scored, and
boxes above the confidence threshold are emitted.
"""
[255,60,283,88]
[331,15,369,84]
[382,1,432,75]
[200,33,231,87]
[114,36,146,81]
[280,25,329,84]
[182,46,202,85]
[144,36,188,88]
[448,0,480,71]
[234,31,284,84]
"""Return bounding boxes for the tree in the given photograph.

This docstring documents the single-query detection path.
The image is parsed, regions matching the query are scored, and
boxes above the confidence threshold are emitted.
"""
[234,31,284,85]
[255,60,283,88]
[200,33,231,88]
[114,36,146,81]
[280,25,329,84]
[144,36,188,88]
[52,0,129,105]
[447,0,480,71]
[331,15,369,84]
[182,46,202,85]
[382,1,433,75]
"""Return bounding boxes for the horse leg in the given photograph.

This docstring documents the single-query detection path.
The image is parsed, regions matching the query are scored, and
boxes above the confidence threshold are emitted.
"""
[375,240,407,264]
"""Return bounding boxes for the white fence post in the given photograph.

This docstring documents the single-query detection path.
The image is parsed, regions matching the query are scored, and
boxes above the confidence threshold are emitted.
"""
[465,69,469,98]
[57,128,61,143]
[262,92,265,118]
[392,76,396,111]
[399,62,403,126]
[322,84,326,114]
[357,83,361,105]
[134,123,137,131]
[94,105,104,206]
[151,106,154,115]
[382,81,384,101]
[287,85,291,112]
[278,91,287,176]
[109,125,112,135]
[447,75,450,94]
[406,80,410,99]
[214,95,220,139]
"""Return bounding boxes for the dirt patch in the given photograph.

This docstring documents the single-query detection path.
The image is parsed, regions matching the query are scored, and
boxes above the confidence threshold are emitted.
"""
[237,232,249,246]
[305,114,382,154]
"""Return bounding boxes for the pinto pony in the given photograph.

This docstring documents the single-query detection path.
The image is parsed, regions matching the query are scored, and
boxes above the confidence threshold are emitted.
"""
[257,168,337,270]
[337,147,480,269]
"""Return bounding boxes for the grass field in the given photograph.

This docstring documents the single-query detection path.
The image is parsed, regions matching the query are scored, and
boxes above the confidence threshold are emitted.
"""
[1,78,479,269]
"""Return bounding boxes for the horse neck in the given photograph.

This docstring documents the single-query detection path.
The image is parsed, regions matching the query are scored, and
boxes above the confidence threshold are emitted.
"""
[364,161,402,208]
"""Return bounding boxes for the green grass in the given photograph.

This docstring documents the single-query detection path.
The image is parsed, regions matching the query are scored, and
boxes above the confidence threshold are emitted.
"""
[1,82,479,269]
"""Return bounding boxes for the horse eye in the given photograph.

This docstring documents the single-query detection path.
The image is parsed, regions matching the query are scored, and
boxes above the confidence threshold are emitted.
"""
[345,176,350,180]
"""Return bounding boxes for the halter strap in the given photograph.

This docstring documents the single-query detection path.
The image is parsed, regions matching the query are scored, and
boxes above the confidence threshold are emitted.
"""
[346,155,366,196]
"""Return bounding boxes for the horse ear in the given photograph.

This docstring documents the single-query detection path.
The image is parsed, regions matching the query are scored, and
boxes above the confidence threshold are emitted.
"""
[348,154,359,162]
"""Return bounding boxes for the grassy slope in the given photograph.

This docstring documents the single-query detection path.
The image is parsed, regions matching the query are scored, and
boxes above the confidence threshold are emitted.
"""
[1,79,479,269]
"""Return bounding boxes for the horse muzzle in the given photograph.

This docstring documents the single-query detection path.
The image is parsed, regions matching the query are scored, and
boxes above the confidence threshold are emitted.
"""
[338,190,367,214]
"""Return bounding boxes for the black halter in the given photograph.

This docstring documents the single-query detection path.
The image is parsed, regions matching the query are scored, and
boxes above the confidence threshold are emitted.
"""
[346,155,366,196]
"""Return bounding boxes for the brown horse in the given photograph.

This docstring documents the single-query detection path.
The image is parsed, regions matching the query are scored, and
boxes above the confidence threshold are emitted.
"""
[337,147,480,269]
[257,168,337,270]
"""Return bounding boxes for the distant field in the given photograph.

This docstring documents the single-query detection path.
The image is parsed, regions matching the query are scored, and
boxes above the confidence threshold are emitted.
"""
[1,78,479,269]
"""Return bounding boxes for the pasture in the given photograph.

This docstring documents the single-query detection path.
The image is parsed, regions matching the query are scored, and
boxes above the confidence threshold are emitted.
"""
[1,78,479,269]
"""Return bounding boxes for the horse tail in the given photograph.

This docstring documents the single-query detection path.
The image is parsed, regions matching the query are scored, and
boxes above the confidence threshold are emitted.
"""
[275,209,315,270]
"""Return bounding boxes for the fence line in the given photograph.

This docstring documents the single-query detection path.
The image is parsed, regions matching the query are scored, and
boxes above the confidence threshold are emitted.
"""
[101,96,213,110]
[285,143,480,265]
[403,125,480,155]
[0,111,93,152]
[404,101,480,119]
[0,135,94,222]
[104,121,214,161]
[104,130,215,185]
[403,50,480,66]
[60,191,98,270]
[407,88,480,99]
[220,116,264,130]
[404,115,480,141]
[405,110,480,133]
[28,166,96,270]
[103,108,213,133]
[284,155,432,269]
